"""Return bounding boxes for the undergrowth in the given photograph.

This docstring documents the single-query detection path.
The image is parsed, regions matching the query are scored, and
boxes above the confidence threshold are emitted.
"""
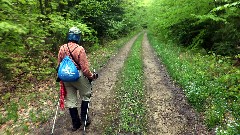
[147,32,240,135]
[0,30,140,134]
[104,33,147,134]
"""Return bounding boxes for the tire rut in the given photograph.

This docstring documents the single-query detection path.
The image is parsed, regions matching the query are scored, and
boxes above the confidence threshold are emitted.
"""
[31,33,140,135]
[142,33,212,135]
[87,33,140,135]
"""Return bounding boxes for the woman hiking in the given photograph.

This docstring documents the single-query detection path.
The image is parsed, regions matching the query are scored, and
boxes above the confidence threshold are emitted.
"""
[57,27,98,131]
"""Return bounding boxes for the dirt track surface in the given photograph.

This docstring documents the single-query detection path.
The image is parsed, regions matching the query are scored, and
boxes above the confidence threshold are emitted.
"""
[32,32,213,135]
[142,33,212,135]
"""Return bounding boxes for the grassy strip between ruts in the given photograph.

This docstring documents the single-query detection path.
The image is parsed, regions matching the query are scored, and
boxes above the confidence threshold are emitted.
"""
[147,33,240,135]
[104,33,146,134]
[0,31,140,135]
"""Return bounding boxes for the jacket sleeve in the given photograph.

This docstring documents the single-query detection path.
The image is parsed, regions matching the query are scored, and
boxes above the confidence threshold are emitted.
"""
[78,47,93,79]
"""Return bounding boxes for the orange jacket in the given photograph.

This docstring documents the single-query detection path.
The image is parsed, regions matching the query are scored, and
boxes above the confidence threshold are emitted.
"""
[58,42,93,79]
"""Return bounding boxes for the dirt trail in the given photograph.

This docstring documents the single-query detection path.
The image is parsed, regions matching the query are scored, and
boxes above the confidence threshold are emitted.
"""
[32,33,140,135]
[142,33,212,135]
[87,33,140,135]
[32,32,213,135]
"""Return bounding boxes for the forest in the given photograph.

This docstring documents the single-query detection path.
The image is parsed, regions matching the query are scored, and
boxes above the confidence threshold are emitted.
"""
[0,0,240,134]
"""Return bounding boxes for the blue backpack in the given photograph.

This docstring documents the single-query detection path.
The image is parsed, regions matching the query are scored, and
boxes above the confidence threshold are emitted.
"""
[58,44,81,82]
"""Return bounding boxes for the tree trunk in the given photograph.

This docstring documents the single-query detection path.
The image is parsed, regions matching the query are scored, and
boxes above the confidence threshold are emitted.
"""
[39,0,44,14]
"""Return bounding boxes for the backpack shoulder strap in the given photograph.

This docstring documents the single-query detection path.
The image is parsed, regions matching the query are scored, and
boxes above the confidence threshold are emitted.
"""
[67,43,81,69]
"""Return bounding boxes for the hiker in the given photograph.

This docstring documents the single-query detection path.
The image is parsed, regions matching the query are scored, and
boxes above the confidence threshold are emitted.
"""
[57,27,98,131]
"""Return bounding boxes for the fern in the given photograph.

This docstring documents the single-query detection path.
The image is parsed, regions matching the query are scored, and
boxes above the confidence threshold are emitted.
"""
[192,14,227,24]
[0,22,27,34]
[211,1,240,12]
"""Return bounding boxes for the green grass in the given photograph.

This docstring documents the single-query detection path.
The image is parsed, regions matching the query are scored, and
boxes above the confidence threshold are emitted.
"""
[147,32,240,135]
[104,33,146,134]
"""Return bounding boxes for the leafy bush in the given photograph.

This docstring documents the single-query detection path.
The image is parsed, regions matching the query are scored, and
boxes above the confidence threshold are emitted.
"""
[106,20,127,39]
[147,0,240,57]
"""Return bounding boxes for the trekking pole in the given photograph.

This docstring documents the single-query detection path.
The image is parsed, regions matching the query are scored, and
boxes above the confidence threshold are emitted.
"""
[82,94,90,135]
[83,69,98,135]
[51,96,60,135]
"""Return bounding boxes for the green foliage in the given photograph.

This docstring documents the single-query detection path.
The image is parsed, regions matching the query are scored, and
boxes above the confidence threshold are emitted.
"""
[147,0,240,56]
[148,33,240,135]
[6,102,19,122]
[21,123,29,133]
[122,0,149,31]
[88,31,139,71]
[0,22,27,34]
[47,14,96,46]
[106,20,127,39]
[65,0,130,38]
[147,0,212,37]
[0,0,143,82]
[212,1,240,12]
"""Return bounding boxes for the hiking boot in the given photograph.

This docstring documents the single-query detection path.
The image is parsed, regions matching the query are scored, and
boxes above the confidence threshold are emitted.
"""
[69,108,81,131]
[81,101,91,127]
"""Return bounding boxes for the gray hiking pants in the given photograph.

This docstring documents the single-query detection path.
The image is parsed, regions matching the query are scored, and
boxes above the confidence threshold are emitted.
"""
[63,70,92,108]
